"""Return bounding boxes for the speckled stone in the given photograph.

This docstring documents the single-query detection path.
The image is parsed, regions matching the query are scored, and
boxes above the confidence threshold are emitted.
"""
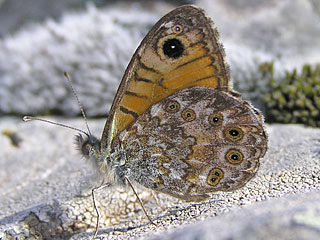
[0,118,320,239]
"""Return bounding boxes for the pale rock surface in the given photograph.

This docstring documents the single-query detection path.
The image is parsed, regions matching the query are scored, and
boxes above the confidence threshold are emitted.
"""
[0,118,319,239]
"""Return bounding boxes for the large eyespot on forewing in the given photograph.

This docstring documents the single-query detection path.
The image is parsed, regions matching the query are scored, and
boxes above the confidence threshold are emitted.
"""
[162,38,185,59]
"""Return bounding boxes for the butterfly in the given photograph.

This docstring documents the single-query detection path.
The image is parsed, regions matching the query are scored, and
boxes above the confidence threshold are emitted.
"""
[24,4,268,237]
[75,4,268,203]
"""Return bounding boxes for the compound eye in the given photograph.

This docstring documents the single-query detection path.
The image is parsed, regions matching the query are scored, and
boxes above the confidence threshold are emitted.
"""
[81,142,91,157]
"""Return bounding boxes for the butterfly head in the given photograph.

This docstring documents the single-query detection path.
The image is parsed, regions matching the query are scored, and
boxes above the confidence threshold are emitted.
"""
[75,134,102,164]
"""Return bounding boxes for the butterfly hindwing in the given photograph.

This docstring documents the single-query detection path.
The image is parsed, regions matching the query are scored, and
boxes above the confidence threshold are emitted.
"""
[119,87,267,201]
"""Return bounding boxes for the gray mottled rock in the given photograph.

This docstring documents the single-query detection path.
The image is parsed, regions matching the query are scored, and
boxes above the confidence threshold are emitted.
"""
[148,191,320,240]
[1,0,319,116]
[0,117,319,239]
[0,0,82,36]
[0,3,159,117]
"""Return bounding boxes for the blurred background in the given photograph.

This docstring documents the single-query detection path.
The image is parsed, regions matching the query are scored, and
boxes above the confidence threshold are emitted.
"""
[0,0,195,36]
[0,0,320,126]
[1,1,320,239]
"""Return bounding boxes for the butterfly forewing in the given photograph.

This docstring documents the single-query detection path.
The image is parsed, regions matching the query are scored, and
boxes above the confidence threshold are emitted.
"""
[101,5,231,149]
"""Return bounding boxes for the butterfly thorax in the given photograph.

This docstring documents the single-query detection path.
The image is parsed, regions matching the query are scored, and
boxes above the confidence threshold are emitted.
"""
[106,143,129,185]
[76,134,129,186]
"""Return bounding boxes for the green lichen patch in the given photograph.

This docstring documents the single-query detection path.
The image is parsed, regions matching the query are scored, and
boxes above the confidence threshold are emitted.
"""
[262,63,320,127]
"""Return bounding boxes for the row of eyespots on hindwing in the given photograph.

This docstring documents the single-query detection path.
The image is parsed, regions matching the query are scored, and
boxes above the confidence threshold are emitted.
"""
[164,99,247,187]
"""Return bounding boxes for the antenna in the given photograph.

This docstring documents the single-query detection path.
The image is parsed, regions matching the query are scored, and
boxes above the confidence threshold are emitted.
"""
[64,72,92,136]
[22,116,89,137]
[22,72,92,137]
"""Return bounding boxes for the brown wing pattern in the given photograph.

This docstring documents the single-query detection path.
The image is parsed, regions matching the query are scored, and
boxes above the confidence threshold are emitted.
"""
[120,87,268,201]
[101,5,230,149]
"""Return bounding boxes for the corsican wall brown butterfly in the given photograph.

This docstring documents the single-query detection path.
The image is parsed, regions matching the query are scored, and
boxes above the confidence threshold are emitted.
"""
[24,4,268,238]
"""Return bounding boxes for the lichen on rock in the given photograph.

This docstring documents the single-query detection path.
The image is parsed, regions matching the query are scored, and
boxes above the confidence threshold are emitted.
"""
[262,62,320,127]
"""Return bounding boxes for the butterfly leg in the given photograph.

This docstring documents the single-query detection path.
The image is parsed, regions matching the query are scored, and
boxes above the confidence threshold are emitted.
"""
[125,176,157,226]
[91,181,111,240]
[151,190,162,209]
